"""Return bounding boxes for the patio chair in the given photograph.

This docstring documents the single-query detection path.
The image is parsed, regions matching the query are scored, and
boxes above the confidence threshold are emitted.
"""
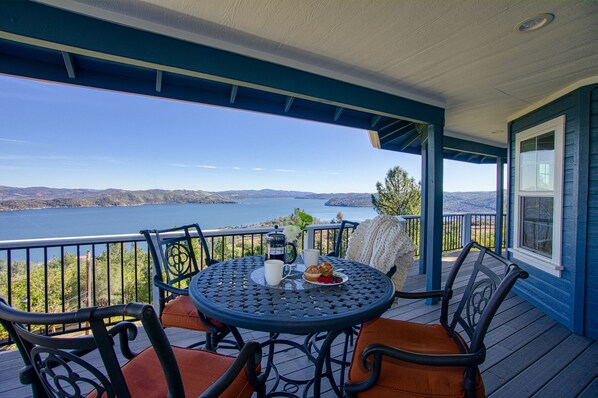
[309,217,413,364]
[141,224,244,351]
[326,220,360,257]
[0,298,266,398]
[344,241,529,398]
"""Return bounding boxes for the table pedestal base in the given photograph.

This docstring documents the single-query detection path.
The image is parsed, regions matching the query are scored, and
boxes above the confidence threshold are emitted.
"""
[261,329,353,398]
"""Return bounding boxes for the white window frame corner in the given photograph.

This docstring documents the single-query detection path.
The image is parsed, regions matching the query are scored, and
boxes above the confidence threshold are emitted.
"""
[510,115,565,277]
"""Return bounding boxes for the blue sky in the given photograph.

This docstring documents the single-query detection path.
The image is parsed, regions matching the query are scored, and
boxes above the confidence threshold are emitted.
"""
[0,74,498,193]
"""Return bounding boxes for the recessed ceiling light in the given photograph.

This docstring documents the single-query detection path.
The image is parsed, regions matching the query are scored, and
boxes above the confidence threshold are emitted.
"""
[516,13,555,32]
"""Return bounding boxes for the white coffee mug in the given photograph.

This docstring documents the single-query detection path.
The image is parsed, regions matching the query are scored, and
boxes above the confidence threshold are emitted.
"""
[302,249,320,267]
[264,259,291,286]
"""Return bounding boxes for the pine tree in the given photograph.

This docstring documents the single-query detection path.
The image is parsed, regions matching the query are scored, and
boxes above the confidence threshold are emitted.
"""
[372,166,421,215]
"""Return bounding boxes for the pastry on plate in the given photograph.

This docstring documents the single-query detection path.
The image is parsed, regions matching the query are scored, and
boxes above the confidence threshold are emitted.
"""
[304,265,321,282]
[318,261,334,276]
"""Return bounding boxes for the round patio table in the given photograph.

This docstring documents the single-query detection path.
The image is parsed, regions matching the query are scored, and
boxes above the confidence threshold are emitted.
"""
[189,255,395,397]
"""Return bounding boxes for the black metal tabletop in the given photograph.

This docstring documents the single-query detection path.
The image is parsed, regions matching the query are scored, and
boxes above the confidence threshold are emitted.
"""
[189,256,395,334]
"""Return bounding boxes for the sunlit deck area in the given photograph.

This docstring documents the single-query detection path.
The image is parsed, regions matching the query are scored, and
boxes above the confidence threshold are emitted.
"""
[1,254,595,398]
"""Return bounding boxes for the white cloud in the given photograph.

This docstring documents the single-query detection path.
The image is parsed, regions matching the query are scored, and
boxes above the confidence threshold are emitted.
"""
[0,138,33,144]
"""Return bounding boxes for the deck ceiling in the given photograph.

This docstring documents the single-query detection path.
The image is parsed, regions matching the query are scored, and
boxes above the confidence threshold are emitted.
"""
[1,1,596,162]
[38,0,597,145]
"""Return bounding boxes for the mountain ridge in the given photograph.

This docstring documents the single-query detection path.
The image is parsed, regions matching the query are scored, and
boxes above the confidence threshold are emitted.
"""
[0,186,501,213]
[0,187,233,211]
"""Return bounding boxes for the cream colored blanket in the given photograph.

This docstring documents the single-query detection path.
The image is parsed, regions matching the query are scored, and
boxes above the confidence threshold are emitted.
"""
[345,215,416,295]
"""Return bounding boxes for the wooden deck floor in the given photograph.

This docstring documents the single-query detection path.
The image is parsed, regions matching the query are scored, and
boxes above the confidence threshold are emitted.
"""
[1,254,596,397]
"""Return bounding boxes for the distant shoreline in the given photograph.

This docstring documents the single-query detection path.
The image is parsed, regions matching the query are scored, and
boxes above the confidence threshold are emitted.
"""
[0,186,373,212]
[0,186,500,213]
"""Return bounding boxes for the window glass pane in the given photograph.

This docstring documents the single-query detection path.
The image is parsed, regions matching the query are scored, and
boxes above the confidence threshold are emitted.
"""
[520,157,536,190]
[520,137,536,153]
[520,196,553,257]
[536,132,555,191]
[518,132,555,192]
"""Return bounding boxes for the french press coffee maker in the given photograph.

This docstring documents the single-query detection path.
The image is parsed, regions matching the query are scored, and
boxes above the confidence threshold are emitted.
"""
[265,225,297,264]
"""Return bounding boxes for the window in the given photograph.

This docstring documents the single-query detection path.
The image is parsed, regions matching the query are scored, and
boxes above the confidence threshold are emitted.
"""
[510,116,564,276]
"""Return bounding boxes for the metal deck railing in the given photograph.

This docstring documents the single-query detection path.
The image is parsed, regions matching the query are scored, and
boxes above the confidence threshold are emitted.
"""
[0,213,505,345]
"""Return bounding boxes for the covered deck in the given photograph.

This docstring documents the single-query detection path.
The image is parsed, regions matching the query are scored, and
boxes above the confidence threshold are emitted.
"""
[1,254,595,398]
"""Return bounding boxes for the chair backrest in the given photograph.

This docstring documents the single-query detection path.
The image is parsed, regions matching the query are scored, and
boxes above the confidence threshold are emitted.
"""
[331,220,360,257]
[345,215,416,288]
[141,224,213,286]
[0,298,185,398]
[439,241,528,353]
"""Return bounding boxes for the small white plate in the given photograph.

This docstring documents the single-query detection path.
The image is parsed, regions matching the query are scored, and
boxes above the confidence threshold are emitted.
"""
[302,272,349,286]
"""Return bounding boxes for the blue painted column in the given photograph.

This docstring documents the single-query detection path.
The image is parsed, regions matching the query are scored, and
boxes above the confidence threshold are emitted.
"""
[495,157,504,255]
[419,136,428,275]
[424,123,443,303]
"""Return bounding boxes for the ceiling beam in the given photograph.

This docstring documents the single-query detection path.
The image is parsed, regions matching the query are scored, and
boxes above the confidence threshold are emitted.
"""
[400,130,420,151]
[466,154,479,162]
[381,142,421,156]
[0,39,381,132]
[155,70,162,92]
[378,118,405,132]
[0,1,444,125]
[284,96,294,112]
[370,115,382,129]
[61,51,75,79]
[230,85,238,104]
[443,136,506,159]
[379,121,413,145]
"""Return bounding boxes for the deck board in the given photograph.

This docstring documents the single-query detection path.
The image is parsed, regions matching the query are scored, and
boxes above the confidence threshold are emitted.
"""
[532,342,598,398]
[1,254,595,397]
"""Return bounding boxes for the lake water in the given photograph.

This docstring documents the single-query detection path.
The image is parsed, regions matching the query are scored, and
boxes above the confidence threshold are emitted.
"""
[0,198,378,240]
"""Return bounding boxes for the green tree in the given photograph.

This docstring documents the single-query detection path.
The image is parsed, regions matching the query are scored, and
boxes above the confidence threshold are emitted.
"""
[372,166,421,216]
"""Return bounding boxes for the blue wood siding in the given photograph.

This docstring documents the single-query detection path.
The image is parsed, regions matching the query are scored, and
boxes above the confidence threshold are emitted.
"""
[586,87,598,339]
[508,84,596,337]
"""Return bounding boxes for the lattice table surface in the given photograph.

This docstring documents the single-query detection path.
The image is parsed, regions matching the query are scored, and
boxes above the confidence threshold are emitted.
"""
[189,256,394,334]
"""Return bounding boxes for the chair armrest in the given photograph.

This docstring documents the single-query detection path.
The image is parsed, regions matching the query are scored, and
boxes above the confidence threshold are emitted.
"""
[345,343,485,395]
[153,275,188,296]
[394,290,444,300]
[363,343,485,368]
[107,321,139,359]
[199,341,265,398]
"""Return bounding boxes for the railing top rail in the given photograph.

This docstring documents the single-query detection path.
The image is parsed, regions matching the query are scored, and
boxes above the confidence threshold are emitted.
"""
[0,226,278,250]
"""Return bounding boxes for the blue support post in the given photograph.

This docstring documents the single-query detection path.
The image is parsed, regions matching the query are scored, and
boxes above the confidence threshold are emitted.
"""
[419,133,428,275]
[424,123,443,303]
[461,213,472,247]
[495,157,504,255]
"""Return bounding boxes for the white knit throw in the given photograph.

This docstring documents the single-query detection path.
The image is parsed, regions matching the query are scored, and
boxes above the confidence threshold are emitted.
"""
[345,215,416,301]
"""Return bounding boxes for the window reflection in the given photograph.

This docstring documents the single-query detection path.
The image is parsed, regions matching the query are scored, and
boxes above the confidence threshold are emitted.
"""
[520,196,553,257]
[519,131,554,192]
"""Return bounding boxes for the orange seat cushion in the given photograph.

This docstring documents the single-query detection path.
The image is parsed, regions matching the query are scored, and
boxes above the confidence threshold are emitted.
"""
[161,295,224,332]
[348,317,485,398]
[88,346,255,398]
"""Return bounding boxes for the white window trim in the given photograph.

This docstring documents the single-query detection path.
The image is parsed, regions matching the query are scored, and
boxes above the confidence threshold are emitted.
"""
[510,115,565,277]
